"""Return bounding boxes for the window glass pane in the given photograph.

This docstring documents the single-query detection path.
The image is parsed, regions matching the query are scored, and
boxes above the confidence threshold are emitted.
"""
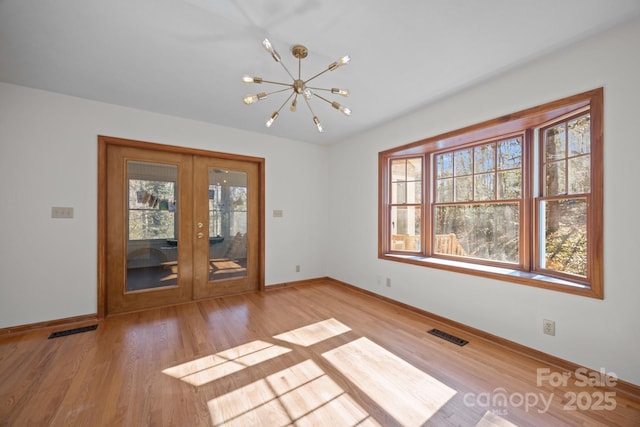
[391,159,406,182]
[474,173,494,201]
[391,182,406,204]
[436,153,453,178]
[568,155,591,194]
[391,157,421,203]
[435,203,520,263]
[229,186,248,235]
[126,162,178,292]
[455,176,473,201]
[474,144,495,173]
[540,198,587,277]
[390,206,421,252]
[437,178,453,203]
[454,149,472,175]
[128,178,176,240]
[497,170,522,199]
[497,138,522,170]
[568,115,590,156]
[128,210,175,240]
[545,160,566,196]
[208,168,248,281]
[545,125,566,161]
[407,181,422,204]
[208,183,222,237]
[407,158,422,181]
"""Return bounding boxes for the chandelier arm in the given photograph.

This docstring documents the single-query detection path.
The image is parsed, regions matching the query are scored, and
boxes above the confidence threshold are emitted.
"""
[303,96,323,132]
[303,68,331,85]
[260,80,294,87]
[305,86,339,93]
[306,86,349,97]
[311,92,333,106]
[313,92,351,116]
[275,91,296,114]
[303,95,317,118]
[264,87,294,97]
[277,61,297,82]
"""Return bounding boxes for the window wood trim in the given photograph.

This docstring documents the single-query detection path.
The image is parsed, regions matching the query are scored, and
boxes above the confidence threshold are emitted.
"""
[378,88,603,299]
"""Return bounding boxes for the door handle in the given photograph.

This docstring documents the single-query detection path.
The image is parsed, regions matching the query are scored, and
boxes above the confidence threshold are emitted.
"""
[197,222,204,229]
[197,232,204,239]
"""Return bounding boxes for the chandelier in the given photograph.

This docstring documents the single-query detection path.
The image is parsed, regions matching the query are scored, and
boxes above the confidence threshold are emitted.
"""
[242,39,351,133]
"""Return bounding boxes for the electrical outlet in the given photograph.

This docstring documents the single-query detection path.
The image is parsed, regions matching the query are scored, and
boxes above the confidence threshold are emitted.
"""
[295,264,300,273]
[543,319,555,336]
[386,277,391,287]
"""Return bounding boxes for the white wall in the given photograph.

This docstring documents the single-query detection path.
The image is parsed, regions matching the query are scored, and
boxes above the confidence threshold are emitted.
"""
[0,82,329,328]
[327,17,640,385]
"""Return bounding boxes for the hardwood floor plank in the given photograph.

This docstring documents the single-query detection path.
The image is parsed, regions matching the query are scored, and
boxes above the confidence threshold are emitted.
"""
[1,280,638,426]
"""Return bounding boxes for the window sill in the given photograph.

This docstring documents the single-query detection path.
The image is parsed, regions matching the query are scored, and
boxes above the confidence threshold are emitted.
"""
[380,253,600,298]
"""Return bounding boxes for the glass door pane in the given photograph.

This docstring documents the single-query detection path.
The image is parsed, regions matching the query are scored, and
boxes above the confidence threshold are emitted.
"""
[125,161,179,291]
[208,168,248,281]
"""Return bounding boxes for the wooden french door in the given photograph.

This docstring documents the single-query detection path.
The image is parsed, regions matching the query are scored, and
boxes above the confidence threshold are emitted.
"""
[193,156,260,299]
[100,137,263,316]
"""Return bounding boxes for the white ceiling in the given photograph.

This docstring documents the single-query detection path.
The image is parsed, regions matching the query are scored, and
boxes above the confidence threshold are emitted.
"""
[2,0,640,145]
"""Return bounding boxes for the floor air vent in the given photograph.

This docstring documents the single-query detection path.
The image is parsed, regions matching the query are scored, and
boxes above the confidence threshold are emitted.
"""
[48,324,98,339]
[427,328,468,346]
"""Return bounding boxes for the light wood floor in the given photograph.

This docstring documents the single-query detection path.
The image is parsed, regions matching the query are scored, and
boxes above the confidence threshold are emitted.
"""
[1,280,638,426]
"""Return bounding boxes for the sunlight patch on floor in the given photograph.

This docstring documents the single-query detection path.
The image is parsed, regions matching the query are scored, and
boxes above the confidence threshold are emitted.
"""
[476,410,518,427]
[272,318,351,347]
[208,359,379,426]
[163,319,460,425]
[162,340,291,386]
[323,337,457,426]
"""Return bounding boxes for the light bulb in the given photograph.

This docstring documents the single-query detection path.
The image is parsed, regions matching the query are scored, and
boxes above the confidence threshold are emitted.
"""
[331,88,349,97]
[303,88,313,100]
[337,55,351,66]
[262,38,280,62]
[313,116,323,133]
[331,101,351,116]
[328,54,350,71]
[265,112,278,128]
[243,75,262,84]
[243,94,258,105]
[243,93,266,105]
[290,98,297,112]
[262,39,273,53]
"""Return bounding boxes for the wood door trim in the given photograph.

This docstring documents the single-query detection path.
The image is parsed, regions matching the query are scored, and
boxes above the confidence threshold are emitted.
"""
[99,135,265,162]
[97,135,266,318]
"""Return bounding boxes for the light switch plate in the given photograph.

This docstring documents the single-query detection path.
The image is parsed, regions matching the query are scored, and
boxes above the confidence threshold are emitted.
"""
[52,207,74,218]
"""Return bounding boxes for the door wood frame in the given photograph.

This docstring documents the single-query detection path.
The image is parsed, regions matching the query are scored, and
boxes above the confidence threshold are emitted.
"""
[97,135,265,318]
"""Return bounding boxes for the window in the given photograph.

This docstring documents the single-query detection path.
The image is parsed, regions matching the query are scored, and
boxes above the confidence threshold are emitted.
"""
[434,136,523,264]
[379,89,603,298]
